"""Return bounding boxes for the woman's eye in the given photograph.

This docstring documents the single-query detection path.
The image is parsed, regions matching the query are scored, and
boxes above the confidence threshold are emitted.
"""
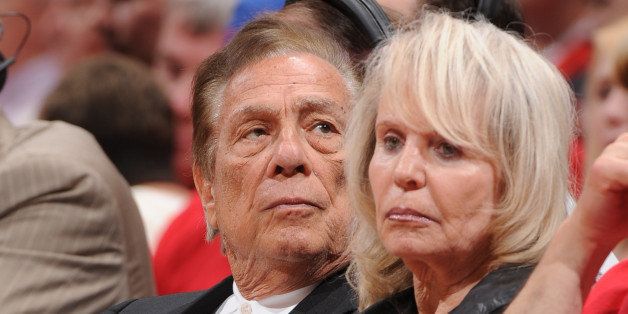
[244,127,268,141]
[435,141,461,159]
[383,135,402,152]
[312,122,337,135]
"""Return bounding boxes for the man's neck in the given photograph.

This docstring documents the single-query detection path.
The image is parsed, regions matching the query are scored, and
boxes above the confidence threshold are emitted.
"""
[228,251,350,300]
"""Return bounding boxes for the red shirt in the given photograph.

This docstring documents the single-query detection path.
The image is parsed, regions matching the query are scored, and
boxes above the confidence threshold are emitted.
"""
[583,260,628,314]
[153,192,231,295]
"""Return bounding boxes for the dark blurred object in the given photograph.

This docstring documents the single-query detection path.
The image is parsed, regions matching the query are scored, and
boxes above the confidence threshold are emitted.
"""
[280,0,378,75]
[426,0,525,36]
[618,37,628,88]
[285,0,392,47]
[0,11,30,92]
[0,0,113,125]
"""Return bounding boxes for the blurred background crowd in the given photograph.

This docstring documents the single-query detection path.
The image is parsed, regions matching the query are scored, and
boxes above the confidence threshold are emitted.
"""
[0,0,627,311]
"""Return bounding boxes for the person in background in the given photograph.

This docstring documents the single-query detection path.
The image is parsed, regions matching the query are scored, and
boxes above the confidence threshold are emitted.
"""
[107,8,363,312]
[152,0,236,187]
[0,0,112,125]
[106,0,166,65]
[517,0,628,194]
[506,36,628,311]
[150,0,238,294]
[40,54,189,254]
[581,15,628,295]
[0,58,155,312]
[346,11,573,312]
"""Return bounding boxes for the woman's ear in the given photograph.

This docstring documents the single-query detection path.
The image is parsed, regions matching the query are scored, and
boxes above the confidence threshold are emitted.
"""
[193,165,218,231]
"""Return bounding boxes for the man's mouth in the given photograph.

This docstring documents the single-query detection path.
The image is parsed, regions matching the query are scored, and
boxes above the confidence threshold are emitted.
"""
[263,197,322,211]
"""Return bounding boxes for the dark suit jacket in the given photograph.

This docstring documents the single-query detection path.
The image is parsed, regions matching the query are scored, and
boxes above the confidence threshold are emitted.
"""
[107,269,357,313]
[0,115,155,312]
[362,264,534,314]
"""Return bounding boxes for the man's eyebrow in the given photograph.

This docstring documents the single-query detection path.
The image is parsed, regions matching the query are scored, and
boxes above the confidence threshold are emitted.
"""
[296,97,345,116]
[228,104,281,121]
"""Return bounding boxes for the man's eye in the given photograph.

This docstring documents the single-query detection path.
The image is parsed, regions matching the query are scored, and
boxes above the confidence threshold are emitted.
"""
[312,122,337,135]
[383,135,402,152]
[435,141,461,159]
[244,128,268,140]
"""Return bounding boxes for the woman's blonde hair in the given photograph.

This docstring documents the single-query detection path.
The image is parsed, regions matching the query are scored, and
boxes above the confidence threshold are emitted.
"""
[346,11,574,309]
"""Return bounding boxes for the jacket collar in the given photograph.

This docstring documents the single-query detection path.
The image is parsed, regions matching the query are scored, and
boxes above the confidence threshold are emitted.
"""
[180,267,356,314]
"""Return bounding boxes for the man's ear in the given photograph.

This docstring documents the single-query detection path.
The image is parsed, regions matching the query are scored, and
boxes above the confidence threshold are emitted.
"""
[193,165,218,231]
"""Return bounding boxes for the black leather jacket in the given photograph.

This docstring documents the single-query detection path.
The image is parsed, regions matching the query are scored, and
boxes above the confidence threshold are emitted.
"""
[362,264,534,314]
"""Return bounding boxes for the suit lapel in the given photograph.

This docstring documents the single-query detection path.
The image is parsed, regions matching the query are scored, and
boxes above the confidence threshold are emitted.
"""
[291,268,357,314]
[180,276,234,314]
[177,269,357,314]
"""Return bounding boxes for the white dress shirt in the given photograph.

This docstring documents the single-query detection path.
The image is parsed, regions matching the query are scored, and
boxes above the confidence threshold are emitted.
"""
[216,281,318,314]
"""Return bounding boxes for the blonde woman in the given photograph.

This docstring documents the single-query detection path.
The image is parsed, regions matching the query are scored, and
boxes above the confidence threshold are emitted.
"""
[346,11,575,313]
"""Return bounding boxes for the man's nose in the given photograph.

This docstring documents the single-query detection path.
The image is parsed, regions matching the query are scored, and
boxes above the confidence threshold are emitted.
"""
[393,145,426,191]
[267,128,311,178]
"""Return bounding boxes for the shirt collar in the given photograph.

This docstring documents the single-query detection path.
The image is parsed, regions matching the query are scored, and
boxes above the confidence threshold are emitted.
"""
[232,280,318,311]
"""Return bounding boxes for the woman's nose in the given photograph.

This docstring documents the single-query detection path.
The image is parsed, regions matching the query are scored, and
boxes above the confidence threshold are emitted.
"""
[393,145,426,191]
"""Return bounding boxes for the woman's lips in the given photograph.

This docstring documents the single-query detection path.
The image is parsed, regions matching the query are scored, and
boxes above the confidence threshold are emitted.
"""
[385,207,435,224]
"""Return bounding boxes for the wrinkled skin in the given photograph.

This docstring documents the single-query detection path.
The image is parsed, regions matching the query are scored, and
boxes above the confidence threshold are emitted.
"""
[195,53,352,299]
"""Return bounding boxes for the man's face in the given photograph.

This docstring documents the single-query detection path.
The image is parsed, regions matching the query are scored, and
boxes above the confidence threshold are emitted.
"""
[153,10,225,186]
[206,53,352,262]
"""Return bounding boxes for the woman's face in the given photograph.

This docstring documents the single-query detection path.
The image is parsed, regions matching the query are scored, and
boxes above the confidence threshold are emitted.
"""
[368,100,498,267]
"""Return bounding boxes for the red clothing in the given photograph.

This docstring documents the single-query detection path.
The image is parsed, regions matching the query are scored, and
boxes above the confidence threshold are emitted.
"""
[569,137,585,197]
[583,260,628,314]
[555,40,591,196]
[153,192,231,295]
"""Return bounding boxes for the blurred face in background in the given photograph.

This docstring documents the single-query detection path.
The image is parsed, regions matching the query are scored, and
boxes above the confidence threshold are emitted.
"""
[583,19,628,169]
[153,9,226,187]
[107,0,165,64]
[42,0,112,65]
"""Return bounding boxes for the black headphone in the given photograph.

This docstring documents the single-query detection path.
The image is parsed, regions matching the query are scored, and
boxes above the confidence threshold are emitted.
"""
[477,0,499,22]
[0,12,31,92]
[284,0,392,47]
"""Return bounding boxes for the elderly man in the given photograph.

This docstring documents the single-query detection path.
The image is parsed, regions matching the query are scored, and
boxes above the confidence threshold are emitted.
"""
[107,4,366,313]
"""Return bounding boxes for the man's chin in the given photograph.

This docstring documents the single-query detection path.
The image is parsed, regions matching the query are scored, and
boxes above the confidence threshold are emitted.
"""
[260,228,331,260]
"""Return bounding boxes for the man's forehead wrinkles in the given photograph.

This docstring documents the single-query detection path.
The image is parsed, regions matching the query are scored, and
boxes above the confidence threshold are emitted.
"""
[227,104,281,121]
[229,69,329,86]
